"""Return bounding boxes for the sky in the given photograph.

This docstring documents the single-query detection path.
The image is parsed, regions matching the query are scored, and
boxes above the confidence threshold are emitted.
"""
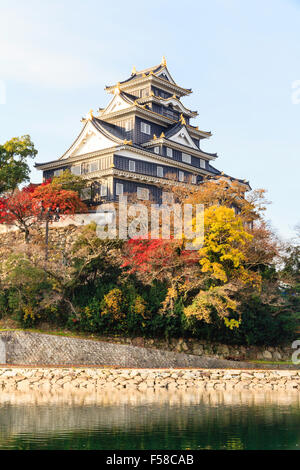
[0,0,299,240]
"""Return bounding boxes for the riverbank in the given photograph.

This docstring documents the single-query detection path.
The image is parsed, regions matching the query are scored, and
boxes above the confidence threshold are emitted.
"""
[0,367,299,391]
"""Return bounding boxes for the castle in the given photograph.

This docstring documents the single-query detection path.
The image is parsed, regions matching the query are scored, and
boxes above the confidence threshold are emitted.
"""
[36,57,249,204]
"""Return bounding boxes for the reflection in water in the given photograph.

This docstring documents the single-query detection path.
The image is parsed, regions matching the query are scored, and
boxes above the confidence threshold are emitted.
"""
[0,389,299,450]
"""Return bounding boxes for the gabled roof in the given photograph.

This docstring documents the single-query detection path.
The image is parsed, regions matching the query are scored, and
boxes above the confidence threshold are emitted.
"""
[136,94,198,117]
[164,122,187,139]
[56,117,124,161]
[100,91,135,115]
[107,60,177,86]
[117,63,165,85]
[206,166,251,189]
[92,118,125,140]
[141,124,217,160]
[105,58,192,97]
[164,123,201,150]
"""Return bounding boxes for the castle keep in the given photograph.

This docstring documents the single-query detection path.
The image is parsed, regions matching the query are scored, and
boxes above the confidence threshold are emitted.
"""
[36,57,249,203]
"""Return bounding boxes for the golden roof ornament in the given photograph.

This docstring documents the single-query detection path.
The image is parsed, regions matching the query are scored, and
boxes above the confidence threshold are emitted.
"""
[131,66,137,75]
[86,109,94,121]
[161,56,167,67]
[160,132,165,138]
[153,134,157,140]
[179,114,186,125]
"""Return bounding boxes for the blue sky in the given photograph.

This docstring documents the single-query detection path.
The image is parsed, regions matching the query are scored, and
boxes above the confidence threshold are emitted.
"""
[0,0,299,239]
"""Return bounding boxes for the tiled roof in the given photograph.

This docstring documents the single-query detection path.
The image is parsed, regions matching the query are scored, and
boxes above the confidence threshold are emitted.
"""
[164,122,183,138]
[117,65,164,86]
[92,118,124,140]
[121,91,137,102]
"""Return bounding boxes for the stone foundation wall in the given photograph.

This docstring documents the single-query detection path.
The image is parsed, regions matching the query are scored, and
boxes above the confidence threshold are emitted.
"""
[0,330,295,367]
[0,367,299,392]
[113,336,294,363]
[0,331,264,369]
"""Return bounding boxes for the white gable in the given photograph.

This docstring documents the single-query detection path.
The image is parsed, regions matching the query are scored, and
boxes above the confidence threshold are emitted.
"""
[102,94,132,115]
[61,121,118,160]
[169,127,199,150]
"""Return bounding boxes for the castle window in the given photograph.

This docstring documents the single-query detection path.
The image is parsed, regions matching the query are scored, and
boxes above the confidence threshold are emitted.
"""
[129,160,136,172]
[141,88,149,97]
[90,160,99,172]
[125,119,133,132]
[200,159,206,169]
[157,166,164,178]
[179,171,184,182]
[81,162,90,175]
[182,153,191,164]
[137,187,149,200]
[100,184,108,196]
[166,147,173,158]
[71,165,81,176]
[192,175,197,184]
[53,169,63,177]
[141,122,151,134]
[116,183,123,196]
[154,146,159,154]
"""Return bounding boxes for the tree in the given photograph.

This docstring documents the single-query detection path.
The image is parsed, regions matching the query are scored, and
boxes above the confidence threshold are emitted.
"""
[122,237,200,315]
[172,176,269,224]
[0,135,38,194]
[0,182,87,242]
[51,169,87,194]
[198,205,258,286]
[183,206,261,327]
[0,188,41,242]
[31,182,88,214]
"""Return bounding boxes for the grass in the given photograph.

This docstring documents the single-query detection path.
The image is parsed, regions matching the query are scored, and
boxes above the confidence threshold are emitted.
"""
[0,323,125,344]
[249,359,294,366]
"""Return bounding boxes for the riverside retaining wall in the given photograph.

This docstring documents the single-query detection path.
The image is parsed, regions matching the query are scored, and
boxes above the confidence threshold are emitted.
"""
[0,367,299,391]
[0,331,261,369]
[0,330,296,366]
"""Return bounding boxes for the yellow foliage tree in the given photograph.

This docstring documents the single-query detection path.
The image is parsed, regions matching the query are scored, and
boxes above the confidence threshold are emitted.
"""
[184,205,261,327]
[199,205,257,285]
[101,288,125,321]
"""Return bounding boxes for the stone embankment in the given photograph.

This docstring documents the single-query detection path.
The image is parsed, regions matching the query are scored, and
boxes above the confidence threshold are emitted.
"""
[0,330,296,367]
[0,368,299,392]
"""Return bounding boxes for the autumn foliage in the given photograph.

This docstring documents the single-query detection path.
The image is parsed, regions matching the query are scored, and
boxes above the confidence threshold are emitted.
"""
[0,168,298,343]
[0,180,87,241]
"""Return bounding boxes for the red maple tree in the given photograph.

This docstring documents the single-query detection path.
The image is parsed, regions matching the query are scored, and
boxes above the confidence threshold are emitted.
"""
[122,236,199,283]
[0,181,87,242]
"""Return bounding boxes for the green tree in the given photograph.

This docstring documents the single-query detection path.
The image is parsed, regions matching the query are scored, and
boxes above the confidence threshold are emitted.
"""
[0,135,38,194]
[52,169,87,194]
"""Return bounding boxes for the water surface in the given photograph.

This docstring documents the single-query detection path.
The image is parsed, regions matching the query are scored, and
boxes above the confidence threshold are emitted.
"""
[0,389,299,450]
